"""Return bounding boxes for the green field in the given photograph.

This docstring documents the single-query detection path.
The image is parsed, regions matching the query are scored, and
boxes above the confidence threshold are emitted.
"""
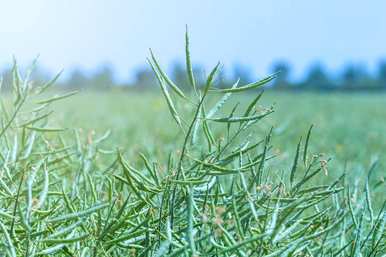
[1,82,385,255]
[1,56,386,255]
[56,91,386,180]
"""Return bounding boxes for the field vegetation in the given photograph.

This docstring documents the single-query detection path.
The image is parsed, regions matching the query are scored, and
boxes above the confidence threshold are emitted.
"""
[0,33,385,256]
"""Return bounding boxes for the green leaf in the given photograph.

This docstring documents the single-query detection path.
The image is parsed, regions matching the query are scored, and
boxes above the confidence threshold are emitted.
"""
[211,73,277,93]
[149,49,186,99]
[148,58,183,129]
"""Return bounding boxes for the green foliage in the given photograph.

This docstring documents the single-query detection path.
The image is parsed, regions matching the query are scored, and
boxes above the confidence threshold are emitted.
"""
[0,34,385,257]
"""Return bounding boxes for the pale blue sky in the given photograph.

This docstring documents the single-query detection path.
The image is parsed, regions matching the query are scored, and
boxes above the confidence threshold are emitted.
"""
[0,0,385,81]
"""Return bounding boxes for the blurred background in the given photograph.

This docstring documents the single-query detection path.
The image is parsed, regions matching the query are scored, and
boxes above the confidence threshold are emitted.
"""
[1,0,386,91]
[1,0,385,173]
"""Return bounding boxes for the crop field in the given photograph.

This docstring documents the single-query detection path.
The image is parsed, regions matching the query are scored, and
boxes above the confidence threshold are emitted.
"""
[56,91,386,178]
[55,91,386,209]
[0,40,385,256]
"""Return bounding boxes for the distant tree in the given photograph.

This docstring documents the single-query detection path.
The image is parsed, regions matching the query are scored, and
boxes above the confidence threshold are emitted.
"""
[304,63,331,90]
[341,63,371,89]
[90,64,115,90]
[232,63,253,85]
[133,67,156,89]
[170,61,206,90]
[171,62,189,89]
[31,65,51,86]
[66,68,89,89]
[341,64,361,89]
[377,59,386,88]
[270,61,291,89]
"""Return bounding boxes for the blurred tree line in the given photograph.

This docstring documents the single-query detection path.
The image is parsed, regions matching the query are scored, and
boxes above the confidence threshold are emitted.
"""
[1,59,386,92]
[270,60,386,91]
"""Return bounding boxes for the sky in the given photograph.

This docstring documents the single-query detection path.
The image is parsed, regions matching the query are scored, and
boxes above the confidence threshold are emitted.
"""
[0,0,385,82]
